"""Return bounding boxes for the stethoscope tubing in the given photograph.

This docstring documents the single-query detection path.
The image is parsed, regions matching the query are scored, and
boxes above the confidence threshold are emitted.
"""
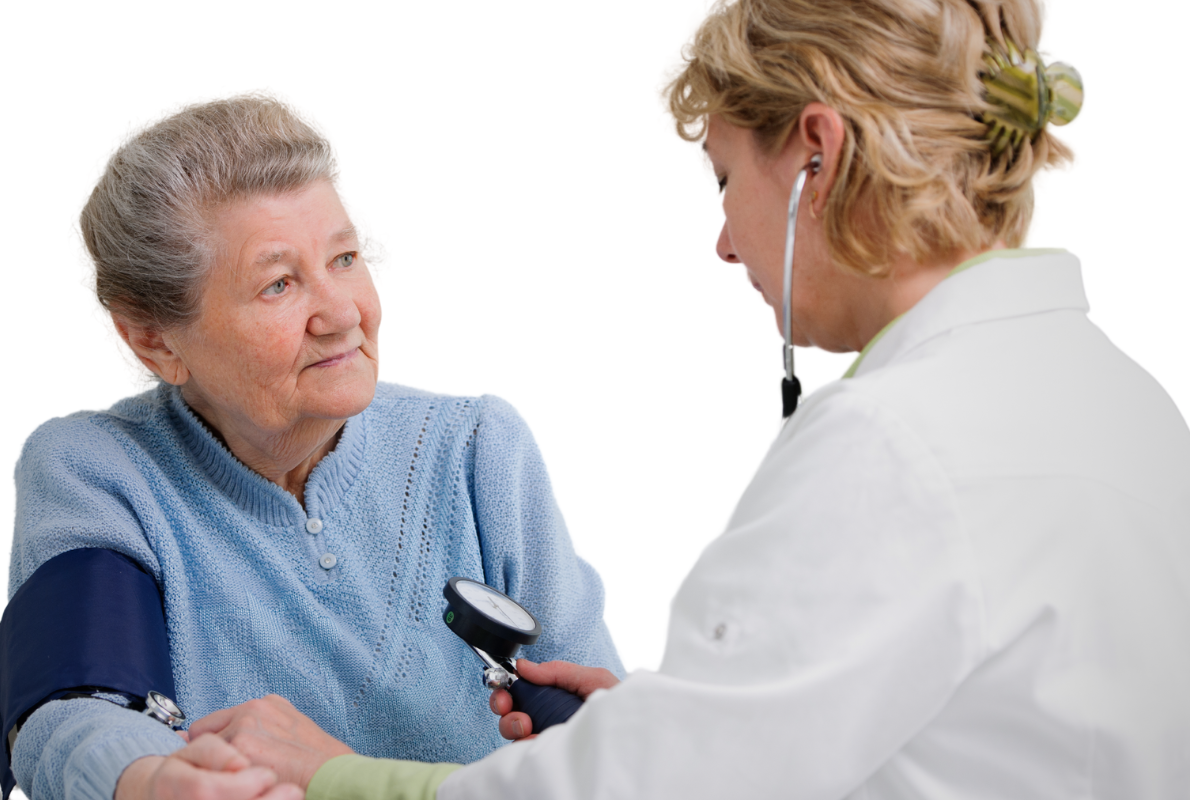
[781,155,822,392]
[782,166,813,383]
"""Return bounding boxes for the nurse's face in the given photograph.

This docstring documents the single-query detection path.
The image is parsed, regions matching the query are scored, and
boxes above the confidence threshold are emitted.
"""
[704,114,877,353]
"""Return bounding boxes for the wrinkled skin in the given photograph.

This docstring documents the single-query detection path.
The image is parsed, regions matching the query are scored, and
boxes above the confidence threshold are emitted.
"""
[114,734,302,800]
[187,695,354,790]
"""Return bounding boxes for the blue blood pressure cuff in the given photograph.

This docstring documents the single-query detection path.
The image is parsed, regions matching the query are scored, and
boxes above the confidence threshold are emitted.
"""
[0,548,177,798]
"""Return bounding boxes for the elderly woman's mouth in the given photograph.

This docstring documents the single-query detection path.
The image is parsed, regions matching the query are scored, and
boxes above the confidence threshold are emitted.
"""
[310,348,359,368]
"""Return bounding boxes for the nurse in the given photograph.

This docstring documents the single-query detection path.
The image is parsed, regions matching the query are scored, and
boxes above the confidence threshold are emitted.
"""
[190,0,1190,796]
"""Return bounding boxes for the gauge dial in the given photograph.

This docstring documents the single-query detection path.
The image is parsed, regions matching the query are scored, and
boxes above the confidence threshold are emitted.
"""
[454,579,538,632]
[443,576,542,657]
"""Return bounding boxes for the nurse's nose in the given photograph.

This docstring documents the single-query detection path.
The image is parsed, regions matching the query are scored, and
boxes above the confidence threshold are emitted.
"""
[716,223,739,263]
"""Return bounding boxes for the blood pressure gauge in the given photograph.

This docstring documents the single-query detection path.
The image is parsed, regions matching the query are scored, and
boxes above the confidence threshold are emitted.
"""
[443,577,583,734]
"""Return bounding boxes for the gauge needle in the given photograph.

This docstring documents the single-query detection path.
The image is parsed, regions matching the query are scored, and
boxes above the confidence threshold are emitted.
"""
[487,596,518,627]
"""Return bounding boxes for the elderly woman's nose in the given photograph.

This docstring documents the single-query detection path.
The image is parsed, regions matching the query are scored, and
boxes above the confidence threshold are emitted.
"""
[717,223,739,263]
[307,277,362,336]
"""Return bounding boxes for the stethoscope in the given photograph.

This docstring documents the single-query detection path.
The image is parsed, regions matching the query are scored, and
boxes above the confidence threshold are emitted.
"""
[781,153,823,419]
[434,158,826,734]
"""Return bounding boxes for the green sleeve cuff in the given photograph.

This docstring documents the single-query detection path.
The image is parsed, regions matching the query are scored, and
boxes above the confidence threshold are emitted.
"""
[306,754,463,800]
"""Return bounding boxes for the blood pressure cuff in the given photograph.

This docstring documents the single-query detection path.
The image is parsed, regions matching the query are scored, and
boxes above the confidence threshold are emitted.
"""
[0,548,176,799]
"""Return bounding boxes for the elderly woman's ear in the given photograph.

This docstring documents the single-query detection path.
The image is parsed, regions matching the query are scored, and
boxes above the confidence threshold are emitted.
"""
[111,313,190,386]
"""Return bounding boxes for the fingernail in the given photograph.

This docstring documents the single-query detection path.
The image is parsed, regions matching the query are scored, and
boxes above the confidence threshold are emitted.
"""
[512,720,524,738]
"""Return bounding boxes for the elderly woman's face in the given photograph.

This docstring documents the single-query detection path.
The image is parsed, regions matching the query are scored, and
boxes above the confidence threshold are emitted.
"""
[174,180,380,434]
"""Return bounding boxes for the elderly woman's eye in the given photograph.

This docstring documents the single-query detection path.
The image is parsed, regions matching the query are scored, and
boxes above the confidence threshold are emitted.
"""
[262,278,287,296]
[717,176,727,193]
[336,253,356,268]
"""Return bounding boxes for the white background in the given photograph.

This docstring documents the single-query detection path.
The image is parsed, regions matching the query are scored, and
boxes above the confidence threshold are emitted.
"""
[1,0,1186,687]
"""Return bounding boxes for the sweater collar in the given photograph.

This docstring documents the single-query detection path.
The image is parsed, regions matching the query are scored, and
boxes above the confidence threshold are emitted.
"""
[164,385,368,527]
[845,248,1088,379]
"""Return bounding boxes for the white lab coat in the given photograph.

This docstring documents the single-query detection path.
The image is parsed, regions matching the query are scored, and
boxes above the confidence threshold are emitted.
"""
[438,250,1190,799]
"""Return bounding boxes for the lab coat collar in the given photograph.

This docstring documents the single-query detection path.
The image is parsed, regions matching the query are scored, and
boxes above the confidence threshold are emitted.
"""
[846,248,1089,379]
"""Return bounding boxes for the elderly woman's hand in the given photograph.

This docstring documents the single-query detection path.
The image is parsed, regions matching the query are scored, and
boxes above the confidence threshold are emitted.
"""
[187,695,353,790]
[114,733,302,800]
[489,659,621,741]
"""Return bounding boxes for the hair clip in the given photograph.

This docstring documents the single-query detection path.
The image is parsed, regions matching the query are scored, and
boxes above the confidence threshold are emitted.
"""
[981,39,1083,157]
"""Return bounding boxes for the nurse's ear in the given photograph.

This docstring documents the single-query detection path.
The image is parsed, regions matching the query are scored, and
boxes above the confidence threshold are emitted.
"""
[778,102,846,220]
[112,312,191,386]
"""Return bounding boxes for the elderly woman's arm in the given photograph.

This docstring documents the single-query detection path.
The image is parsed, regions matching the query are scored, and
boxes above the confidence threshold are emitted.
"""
[8,417,183,800]
[6,415,244,800]
[464,395,624,678]
[13,703,295,800]
[12,699,184,800]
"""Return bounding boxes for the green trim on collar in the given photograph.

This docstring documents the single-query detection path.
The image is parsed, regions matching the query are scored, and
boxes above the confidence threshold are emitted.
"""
[843,314,903,379]
[947,247,1067,277]
[842,248,1067,378]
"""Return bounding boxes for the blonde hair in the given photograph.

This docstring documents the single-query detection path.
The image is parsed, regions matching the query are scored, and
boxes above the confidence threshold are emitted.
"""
[81,95,337,329]
[667,0,1072,275]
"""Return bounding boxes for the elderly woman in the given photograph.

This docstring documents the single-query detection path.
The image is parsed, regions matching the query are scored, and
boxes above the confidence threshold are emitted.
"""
[2,97,621,800]
[209,0,1190,798]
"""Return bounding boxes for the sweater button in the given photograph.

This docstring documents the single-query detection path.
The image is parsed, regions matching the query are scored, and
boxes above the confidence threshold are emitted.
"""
[319,553,338,570]
[306,518,323,534]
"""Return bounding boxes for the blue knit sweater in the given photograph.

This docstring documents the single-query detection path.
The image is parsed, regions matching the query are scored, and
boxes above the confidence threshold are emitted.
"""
[8,383,622,800]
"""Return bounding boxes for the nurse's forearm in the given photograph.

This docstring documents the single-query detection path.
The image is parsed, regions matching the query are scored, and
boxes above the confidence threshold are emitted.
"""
[306,755,462,800]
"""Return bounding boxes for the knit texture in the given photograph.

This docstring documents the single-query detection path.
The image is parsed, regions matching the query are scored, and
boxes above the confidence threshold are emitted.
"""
[10,384,621,800]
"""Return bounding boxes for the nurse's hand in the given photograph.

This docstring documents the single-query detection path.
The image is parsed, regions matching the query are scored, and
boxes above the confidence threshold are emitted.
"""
[187,695,353,790]
[489,659,620,740]
[114,733,302,800]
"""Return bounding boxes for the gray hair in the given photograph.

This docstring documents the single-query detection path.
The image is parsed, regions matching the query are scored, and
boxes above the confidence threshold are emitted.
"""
[81,95,337,329]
